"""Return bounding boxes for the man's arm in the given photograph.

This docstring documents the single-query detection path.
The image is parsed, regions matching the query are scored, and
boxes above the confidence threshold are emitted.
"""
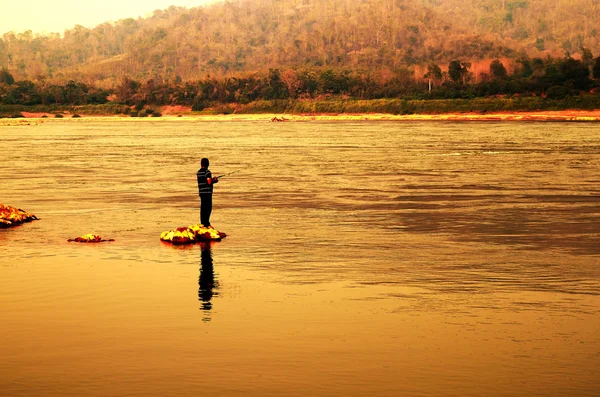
[207,171,218,185]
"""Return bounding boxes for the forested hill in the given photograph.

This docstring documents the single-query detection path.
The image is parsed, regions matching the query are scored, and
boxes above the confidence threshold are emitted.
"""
[1,0,599,85]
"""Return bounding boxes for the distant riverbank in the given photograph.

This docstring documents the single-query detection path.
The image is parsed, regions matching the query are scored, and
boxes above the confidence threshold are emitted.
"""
[2,111,600,126]
[2,97,600,124]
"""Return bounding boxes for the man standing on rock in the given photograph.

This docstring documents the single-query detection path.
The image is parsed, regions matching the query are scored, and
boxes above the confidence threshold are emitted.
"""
[197,158,218,227]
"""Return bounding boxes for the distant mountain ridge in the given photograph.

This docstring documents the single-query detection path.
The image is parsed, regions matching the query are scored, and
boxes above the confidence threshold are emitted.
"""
[1,0,598,85]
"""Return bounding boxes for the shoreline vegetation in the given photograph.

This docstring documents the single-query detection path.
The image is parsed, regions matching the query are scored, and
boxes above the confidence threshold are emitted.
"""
[3,54,600,126]
[2,98,600,124]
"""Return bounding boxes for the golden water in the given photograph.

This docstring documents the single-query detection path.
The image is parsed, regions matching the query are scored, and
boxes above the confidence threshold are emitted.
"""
[1,120,599,396]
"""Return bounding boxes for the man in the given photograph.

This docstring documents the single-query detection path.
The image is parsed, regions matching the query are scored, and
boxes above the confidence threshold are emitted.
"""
[197,158,218,227]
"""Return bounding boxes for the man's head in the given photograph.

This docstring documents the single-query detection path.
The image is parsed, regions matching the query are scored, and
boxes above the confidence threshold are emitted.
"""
[201,158,209,168]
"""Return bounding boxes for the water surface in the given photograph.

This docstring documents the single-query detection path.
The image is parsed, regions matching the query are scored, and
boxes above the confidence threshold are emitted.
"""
[1,119,599,396]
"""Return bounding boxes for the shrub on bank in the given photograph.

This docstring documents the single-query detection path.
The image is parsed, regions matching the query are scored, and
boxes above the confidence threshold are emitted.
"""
[235,100,289,114]
[4,95,600,116]
[140,108,162,117]
[211,104,235,114]
[0,103,131,116]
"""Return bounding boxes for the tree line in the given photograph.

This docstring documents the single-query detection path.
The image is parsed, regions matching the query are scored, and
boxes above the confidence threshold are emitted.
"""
[2,54,600,111]
[1,0,599,86]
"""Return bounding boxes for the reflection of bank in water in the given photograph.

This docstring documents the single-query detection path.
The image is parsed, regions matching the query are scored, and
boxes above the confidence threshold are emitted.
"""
[198,242,219,321]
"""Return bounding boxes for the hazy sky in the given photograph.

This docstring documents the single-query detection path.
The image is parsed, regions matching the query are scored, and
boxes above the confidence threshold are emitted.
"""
[0,0,218,35]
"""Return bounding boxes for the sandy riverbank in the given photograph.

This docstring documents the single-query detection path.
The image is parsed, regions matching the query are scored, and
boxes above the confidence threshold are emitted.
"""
[2,109,600,126]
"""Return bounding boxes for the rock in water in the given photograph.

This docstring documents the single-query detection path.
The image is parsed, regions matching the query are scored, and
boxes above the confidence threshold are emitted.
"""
[0,204,39,228]
[68,234,114,243]
[161,224,227,245]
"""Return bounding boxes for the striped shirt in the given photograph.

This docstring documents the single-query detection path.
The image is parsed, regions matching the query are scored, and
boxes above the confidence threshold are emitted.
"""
[197,168,213,195]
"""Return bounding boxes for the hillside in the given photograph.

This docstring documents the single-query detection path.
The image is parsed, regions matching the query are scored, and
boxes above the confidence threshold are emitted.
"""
[1,0,599,85]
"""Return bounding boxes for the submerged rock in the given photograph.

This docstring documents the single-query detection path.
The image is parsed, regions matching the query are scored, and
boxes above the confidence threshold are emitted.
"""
[68,234,114,243]
[0,204,39,228]
[161,224,227,245]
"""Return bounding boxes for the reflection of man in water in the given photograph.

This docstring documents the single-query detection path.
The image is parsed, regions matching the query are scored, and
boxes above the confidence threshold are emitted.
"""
[199,242,218,320]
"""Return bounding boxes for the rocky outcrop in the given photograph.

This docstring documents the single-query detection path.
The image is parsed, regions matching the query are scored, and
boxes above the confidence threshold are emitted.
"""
[0,204,39,228]
[161,224,227,244]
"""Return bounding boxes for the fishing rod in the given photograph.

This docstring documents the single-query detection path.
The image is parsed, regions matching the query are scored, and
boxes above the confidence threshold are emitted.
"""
[216,169,241,179]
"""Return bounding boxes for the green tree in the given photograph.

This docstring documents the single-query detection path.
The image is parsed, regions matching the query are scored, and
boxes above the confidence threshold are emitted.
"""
[0,68,14,85]
[448,60,463,83]
[448,60,470,84]
[42,84,66,104]
[490,59,508,79]
[8,80,41,105]
[64,80,88,104]
[593,57,600,80]
[424,63,443,81]
[580,47,594,68]
[516,58,533,78]
[559,56,591,90]
[116,77,140,104]
[319,69,349,94]
[264,69,288,100]
[297,70,318,98]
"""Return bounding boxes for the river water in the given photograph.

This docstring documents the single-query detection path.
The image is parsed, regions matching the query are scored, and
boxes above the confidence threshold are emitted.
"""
[1,119,599,396]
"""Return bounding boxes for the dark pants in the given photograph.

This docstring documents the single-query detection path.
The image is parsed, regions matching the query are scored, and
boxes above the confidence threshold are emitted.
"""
[200,193,213,226]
